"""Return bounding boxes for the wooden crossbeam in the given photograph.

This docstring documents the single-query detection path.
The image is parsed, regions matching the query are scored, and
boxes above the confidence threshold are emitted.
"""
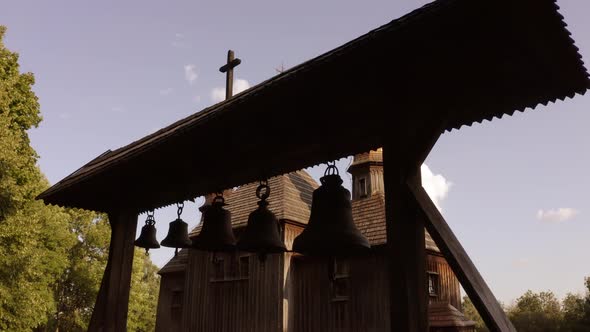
[407,180,516,332]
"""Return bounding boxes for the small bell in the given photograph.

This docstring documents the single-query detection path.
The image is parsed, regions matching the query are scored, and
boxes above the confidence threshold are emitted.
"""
[134,210,160,253]
[293,162,370,256]
[192,194,236,252]
[161,202,192,251]
[237,181,287,254]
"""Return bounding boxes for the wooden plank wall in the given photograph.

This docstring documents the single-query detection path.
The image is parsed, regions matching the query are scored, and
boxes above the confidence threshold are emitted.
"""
[181,249,284,331]
[288,255,390,332]
[283,223,302,331]
[427,254,462,310]
[156,272,185,332]
[287,252,461,332]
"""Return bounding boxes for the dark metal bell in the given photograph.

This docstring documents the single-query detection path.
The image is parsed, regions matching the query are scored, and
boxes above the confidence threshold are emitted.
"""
[161,218,192,248]
[134,223,160,250]
[237,184,286,253]
[192,196,236,252]
[293,171,370,256]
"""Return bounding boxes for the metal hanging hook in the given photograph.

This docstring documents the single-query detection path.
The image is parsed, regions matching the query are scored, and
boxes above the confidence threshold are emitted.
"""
[176,202,184,219]
[324,161,339,176]
[256,179,270,201]
[146,209,155,226]
[213,192,225,205]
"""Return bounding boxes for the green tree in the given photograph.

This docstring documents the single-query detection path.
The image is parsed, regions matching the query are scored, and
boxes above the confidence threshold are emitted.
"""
[43,210,110,331]
[0,26,43,220]
[508,290,563,332]
[0,25,74,330]
[0,26,161,330]
[462,296,489,332]
[127,249,160,332]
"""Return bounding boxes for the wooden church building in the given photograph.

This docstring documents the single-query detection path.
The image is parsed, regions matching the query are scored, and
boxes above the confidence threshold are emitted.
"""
[156,149,475,331]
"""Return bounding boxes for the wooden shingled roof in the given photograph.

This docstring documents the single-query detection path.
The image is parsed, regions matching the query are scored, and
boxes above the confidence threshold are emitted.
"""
[157,248,189,275]
[352,192,440,252]
[428,302,476,328]
[189,171,318,237]
[38,0,589,213]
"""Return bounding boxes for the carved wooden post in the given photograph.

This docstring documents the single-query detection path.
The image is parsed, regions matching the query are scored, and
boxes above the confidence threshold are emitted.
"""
[89,210,138,332]
[383,145,428,332]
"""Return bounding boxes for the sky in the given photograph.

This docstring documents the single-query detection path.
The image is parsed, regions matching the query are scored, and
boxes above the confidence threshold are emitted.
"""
[1,0,589,305]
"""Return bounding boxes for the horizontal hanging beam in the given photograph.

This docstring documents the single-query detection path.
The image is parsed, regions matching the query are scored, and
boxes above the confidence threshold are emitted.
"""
[407,180,516,332]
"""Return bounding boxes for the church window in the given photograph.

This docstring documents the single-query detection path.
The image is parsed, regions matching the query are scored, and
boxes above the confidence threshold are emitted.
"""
[239,255,250,279]
[359,178,367,198]
[331,259,350,302]
[171,288,183,321]
[211,256,225,281]
[428,271,439,297]
[210,253,250,282]
[171,289,183,308]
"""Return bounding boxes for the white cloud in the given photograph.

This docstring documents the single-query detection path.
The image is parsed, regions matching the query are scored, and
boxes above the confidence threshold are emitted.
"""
[211,87,225,103]
[193,95,201,103]
[421,164,452,211]
[159,88,173,96]
[536,208,579,223]
[184,64,198,84]
[210,78,250,102]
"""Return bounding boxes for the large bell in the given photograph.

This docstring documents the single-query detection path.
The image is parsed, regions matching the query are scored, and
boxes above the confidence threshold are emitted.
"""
[134,211,160,252]
[293,164,370,256]
[161,203,192,249]
[192,195,236,252]
[237,183,286,253]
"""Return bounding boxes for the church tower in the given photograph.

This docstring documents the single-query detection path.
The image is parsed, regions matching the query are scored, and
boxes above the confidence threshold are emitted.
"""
[347,148,384,200]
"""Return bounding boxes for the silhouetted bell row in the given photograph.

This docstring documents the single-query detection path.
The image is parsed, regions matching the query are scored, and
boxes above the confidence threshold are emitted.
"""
[135,164,371,256]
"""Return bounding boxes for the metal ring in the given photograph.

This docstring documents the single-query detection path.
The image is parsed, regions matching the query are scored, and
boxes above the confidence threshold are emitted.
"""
[256,184,270,200]
[324,162,339,176]
[213,195,225,204]
[177,202,184,217]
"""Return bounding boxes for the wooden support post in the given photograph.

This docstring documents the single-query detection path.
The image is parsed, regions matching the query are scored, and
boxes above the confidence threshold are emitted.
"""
[88,210,138,332]
[383,145,428,332]
[407,181,516,332]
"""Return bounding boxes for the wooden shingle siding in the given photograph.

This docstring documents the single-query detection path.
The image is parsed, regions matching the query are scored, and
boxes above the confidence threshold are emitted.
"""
[427,254,462,310]
[189,171,318,238]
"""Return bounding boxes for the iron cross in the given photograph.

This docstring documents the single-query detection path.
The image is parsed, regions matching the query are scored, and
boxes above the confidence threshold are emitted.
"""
[219,50,242,100]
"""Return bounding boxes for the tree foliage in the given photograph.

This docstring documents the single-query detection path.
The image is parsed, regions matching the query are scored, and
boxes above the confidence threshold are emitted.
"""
[0,26,42,220]
[128,249,160,332]
[508,290,563,332]
[0,26,160,331]
[462,296,489,332]
[463,279,590,332]
[0,25,68,330]
[44,210,110,331]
